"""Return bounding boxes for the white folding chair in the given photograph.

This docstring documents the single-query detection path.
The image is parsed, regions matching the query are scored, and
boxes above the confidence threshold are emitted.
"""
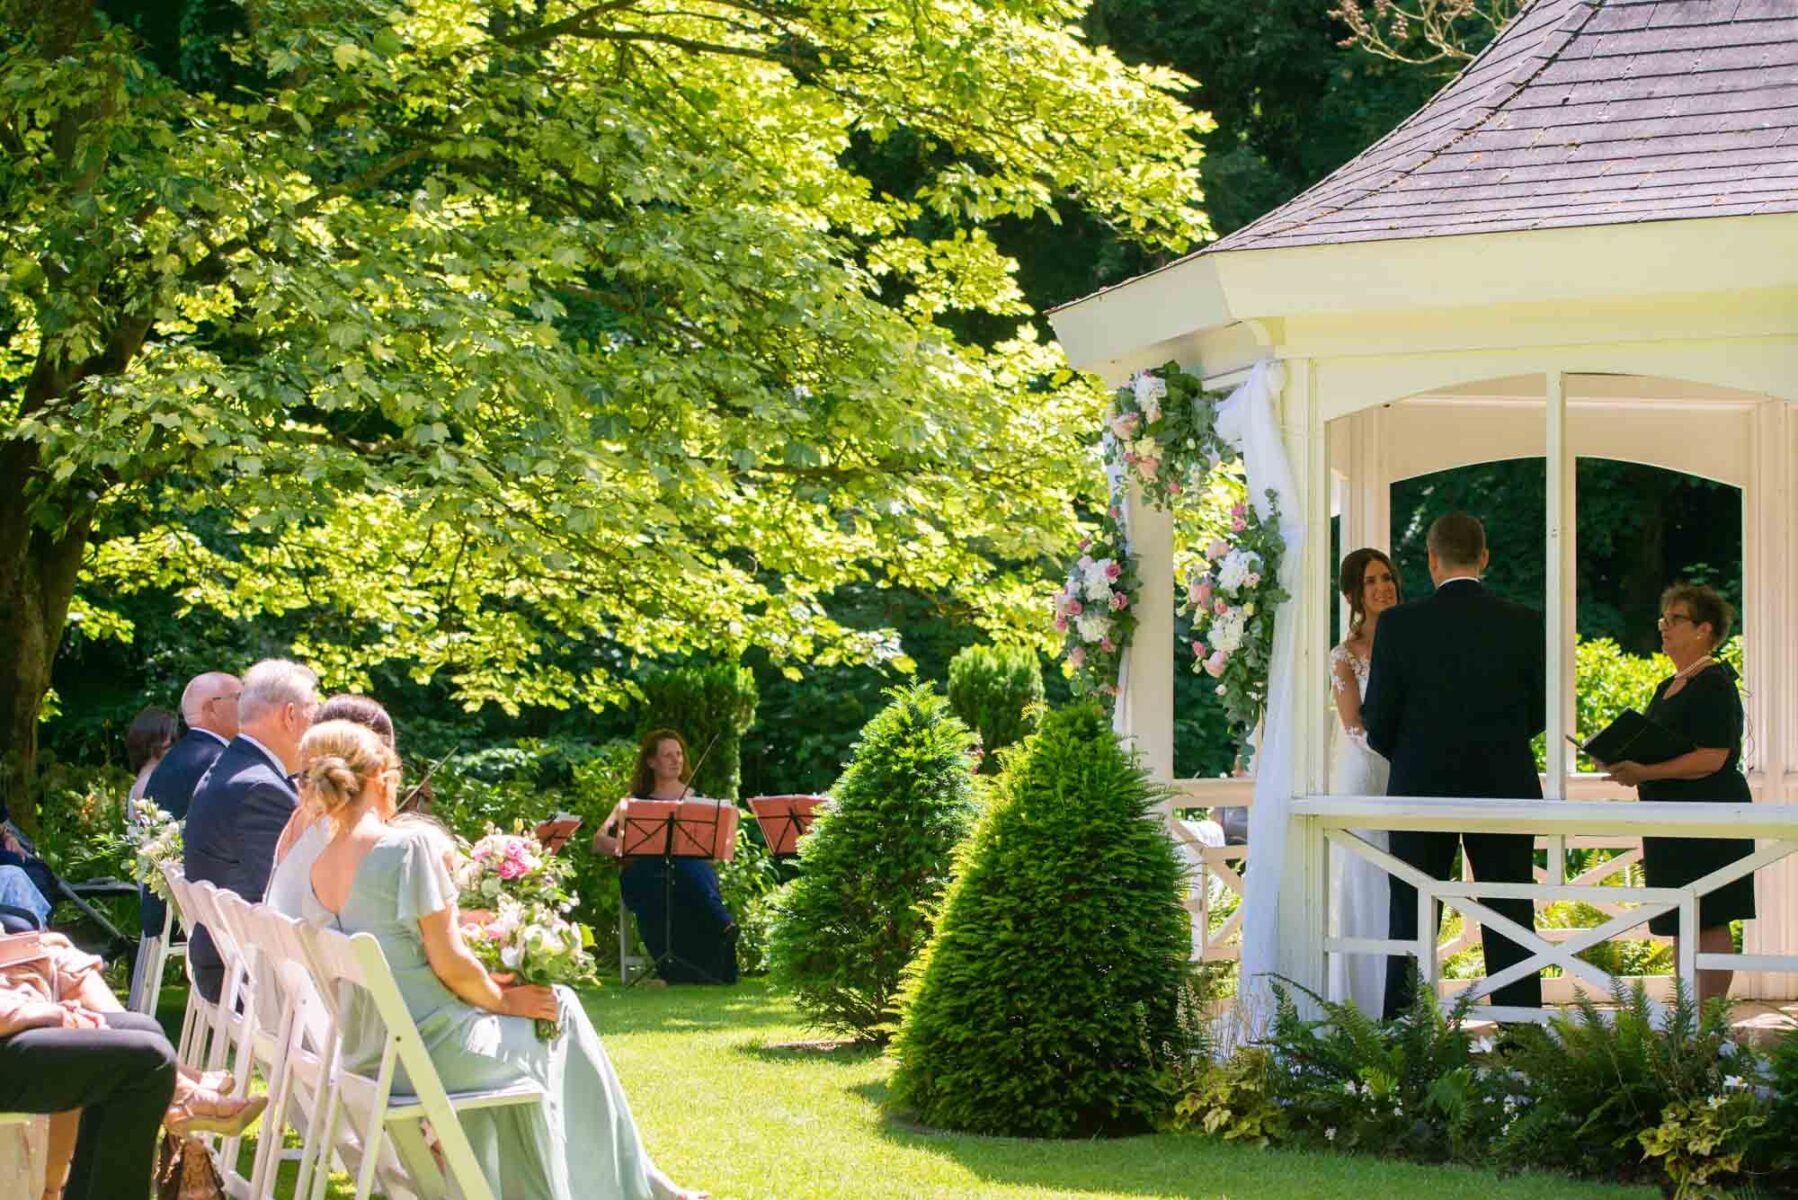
[191,881,256,1081]
[210,889,281,1188]
[296,924,542,1200]
[163,869,219,1070]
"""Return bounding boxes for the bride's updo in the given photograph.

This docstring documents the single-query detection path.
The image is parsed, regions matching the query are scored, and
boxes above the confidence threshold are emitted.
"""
[299,719,402,826]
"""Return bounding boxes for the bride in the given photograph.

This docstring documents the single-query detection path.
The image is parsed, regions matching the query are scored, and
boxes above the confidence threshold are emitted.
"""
[1328,548,1402,1016]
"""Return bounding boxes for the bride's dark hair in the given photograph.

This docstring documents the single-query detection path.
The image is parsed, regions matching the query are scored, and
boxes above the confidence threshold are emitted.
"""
[1339,548,1402,637]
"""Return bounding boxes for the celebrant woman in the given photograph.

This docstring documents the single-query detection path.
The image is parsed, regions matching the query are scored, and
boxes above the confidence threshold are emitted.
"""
[1599,583,1755,1006]
[299,719,706,1200]
[592,730,739,985]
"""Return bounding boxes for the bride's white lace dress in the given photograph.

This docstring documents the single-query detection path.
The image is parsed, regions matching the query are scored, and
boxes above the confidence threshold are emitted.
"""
[1328,643,1390,1016]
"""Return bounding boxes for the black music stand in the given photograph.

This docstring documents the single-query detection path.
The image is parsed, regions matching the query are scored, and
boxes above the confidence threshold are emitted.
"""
[616,799,737,985]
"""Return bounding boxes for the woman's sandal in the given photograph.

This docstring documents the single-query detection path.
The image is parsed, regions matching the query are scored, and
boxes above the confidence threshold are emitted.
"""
[165,1089,267,1138]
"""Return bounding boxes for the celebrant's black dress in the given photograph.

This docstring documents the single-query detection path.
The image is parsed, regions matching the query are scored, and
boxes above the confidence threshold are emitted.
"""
[1638,662,1756,936]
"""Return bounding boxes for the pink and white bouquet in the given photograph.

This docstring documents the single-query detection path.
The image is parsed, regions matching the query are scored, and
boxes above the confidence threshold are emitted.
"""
[1180,491,1289,739]
[455,824,598,1038]
[1054,524,1139,700]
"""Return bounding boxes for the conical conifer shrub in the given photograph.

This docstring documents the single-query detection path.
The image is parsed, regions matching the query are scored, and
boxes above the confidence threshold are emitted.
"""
[767,684,978,1041]
[889,702,1190,1136]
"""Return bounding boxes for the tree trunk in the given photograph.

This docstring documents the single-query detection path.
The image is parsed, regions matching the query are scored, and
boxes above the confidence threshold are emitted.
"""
[0,380,94,831]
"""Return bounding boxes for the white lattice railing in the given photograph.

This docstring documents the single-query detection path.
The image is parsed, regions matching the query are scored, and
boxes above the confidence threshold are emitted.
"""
[1277,796,1798,1022]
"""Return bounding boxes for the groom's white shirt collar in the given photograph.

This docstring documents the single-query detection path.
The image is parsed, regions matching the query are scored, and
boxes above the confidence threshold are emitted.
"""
[1437,574,1482,588]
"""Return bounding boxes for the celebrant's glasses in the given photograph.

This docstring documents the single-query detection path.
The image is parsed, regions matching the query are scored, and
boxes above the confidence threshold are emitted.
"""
[1657,613,1696,630]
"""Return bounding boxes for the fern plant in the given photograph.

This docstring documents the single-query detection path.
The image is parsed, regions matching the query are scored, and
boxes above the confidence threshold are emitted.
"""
[1493,981,1743,1182]
[1262,970,1501,1162]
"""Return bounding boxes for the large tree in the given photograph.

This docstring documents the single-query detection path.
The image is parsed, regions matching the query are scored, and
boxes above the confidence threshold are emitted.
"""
[0,0,1207,815]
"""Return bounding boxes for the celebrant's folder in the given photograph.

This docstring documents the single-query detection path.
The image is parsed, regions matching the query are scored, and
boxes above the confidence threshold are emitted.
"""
[746,795,827,856]
[615,799,739,861]
[1580,708,1696,767]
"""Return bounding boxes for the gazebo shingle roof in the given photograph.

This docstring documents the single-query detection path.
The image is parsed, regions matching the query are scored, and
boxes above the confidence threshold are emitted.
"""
[1206,0,1798,253]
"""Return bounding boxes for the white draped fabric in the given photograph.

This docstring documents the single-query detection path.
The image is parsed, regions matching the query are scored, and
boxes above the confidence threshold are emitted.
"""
[1212,360,1300,1027]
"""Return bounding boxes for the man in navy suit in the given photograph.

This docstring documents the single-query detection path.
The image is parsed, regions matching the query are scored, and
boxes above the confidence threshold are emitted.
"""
[1363,513,1547,1019]
[135,671,240,941]
[143,672,242,823]
[183,659,317,1002]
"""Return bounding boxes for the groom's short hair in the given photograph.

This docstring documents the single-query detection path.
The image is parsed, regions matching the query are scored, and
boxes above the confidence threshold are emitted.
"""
[1427,512,1486,569]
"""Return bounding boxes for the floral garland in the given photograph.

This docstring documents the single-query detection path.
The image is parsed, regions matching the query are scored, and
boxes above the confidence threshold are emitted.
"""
[1106,360,1229,509]
[1053,515,1138,699]
[1055,361,1229,700]
[1180,490,1289,739]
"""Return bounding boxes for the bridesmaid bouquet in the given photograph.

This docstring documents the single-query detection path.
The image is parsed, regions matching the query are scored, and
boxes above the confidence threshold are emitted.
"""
[122,799,183,901]
[455,824,598,1038]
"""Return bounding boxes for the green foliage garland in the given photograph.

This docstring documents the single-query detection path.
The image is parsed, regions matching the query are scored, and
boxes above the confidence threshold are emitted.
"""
[766,685,978,1041]
[889,702,1191,1136]
[1106,361,1230,509]
[945,644,1044,773]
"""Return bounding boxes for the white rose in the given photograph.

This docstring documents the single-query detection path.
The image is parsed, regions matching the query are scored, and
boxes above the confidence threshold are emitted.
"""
[1075,613,1112,644]
[1210,610,1247,653]
[1082,558,1115,602]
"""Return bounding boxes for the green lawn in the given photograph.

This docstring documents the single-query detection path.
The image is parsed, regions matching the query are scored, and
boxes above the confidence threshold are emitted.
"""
[164,981,1654,1199]
[595,981,1650,1200]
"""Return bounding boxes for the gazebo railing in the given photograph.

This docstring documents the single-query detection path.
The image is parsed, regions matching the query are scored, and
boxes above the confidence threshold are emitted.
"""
[1272,796,1798,1022]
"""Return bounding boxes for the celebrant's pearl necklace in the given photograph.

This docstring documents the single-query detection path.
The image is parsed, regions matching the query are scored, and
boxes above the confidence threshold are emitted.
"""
[1670,655,1714,683]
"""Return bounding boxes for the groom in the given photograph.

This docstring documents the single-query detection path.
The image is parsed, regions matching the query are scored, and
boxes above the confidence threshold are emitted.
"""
[1363,513,1546,1019]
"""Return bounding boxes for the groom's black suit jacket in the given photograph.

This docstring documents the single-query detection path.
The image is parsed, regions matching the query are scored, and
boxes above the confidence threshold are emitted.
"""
[1362,579,1547,800]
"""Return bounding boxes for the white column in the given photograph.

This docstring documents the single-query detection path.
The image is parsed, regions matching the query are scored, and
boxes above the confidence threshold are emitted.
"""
[1743,397,1793,999]
[1276,357,1329,995]
[1117,479,1175,789]
[1544,372,1574,801]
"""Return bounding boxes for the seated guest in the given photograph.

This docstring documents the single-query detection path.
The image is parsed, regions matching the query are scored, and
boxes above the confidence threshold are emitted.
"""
[0,864,50,931]
[2,934,261,1200]
[1601,583,1754,1006]
[267,693,397,918]
[593,730,738,985]
[145,671,243,823]
[298,720,706,1200]
[135,671,240,947]
[123,707,178,824]
[183,659,317,1002]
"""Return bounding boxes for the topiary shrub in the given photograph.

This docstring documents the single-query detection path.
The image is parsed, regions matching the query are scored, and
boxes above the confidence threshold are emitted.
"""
[636,662,759,799]
[946,644,1044,773]
[766,684,977,1041]
[888,702,1191,1137]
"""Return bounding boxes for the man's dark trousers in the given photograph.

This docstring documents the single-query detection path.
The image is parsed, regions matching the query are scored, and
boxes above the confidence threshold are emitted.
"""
[0,1010,177,1200]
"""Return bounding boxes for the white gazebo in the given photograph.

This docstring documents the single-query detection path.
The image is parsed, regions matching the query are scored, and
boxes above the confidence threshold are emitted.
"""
[1049,0,1798,1017]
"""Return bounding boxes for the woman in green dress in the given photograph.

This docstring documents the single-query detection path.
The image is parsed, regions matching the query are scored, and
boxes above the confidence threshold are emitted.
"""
[298,719,706,1200]
[1602,583,1755,1007]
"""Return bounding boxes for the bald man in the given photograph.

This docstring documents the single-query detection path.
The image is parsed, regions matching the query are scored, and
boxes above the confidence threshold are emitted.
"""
[143,672,241,823]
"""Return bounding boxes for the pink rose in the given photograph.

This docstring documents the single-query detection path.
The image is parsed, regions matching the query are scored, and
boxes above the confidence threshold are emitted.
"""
[1195,581,1213,606]
[1053,614,1069,632]
[1068,646,1086,669]
[1191,640,1206,657]
[1100,637,1115,653]
[1213,598,1228,615]
[1204,651,1229,677]
[1245,573,1261,588]
[1108,505,1121,520]
[1231,517,1246,533]
[1231,504,1246,518]
[1167,479,1183,496]
[1104,561,1121,580]
[1110,591,1128,611]
[1136,457,1159,481]
[1066,598,1083,616]
[1207,539,1229,560]
[498,858,526,881]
